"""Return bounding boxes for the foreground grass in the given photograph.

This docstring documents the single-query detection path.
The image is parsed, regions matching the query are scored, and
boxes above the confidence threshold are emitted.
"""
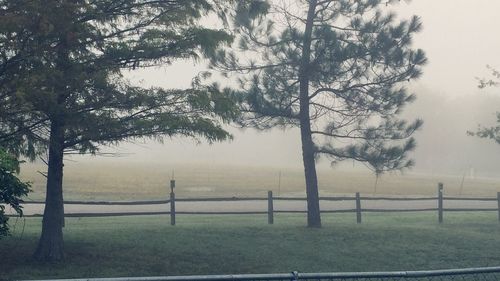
[2,212,500,280]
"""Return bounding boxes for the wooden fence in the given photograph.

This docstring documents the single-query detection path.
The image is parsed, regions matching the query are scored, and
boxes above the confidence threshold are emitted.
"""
[19,182,500,225]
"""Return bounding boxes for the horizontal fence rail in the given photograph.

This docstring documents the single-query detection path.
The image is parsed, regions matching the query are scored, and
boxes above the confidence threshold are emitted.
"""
[21,266,500,281]
[360,196,437,201]
[444,197,498,201]
[12,182,500,225]
[19,212,172,218]
[176,197,268,202]
[21,200,170,205]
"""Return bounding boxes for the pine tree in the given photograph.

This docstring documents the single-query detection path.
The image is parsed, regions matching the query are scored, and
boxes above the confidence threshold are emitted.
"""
[214,0,427,227]
[0,0,238,261]
[469,66,500,142]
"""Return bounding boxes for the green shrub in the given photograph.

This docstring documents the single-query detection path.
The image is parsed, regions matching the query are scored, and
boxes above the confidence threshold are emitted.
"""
[0,148,30,237]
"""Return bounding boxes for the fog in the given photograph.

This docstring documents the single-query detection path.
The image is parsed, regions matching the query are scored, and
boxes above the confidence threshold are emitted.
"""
[69,1,500,178]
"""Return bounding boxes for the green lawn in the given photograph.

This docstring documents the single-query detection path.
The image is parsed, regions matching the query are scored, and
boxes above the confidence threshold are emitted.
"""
[3,212,500,280]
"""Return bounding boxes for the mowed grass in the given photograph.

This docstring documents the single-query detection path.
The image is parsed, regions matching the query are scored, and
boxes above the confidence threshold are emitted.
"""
[3,212,500,280]
[19,162,500,201]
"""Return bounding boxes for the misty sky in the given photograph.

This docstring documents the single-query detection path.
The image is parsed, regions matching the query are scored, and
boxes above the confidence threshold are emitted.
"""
[72,1,500,177]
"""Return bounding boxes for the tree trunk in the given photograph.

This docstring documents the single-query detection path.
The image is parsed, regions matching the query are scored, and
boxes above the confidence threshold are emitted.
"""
[300,121,322,227]
[299,0,321,228]
[33,120,65,261]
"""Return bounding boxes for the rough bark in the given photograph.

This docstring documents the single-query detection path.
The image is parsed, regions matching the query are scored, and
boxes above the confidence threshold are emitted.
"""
[33,120,65,261]
[299,0,321,228]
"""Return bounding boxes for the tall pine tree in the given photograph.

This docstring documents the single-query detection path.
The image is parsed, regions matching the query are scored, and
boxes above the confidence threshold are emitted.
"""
[0,0,239,261]
[214,0,427,227]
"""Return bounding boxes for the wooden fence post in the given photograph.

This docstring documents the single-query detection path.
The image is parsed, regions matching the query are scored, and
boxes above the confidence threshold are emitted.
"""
[356,192,362,224]
[170,179,176,226]
[438,183,443,224]
[497,192,500,222]
[268,191,274,224]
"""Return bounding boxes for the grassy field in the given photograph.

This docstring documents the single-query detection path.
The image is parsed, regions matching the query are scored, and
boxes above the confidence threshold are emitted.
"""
[19,161,500,201]
[9,162,500,280]
[3,212,500,280]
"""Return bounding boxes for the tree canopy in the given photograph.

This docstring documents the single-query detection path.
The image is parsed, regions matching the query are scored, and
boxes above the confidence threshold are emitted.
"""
[469,66,500,142]
[0,0,238,156]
